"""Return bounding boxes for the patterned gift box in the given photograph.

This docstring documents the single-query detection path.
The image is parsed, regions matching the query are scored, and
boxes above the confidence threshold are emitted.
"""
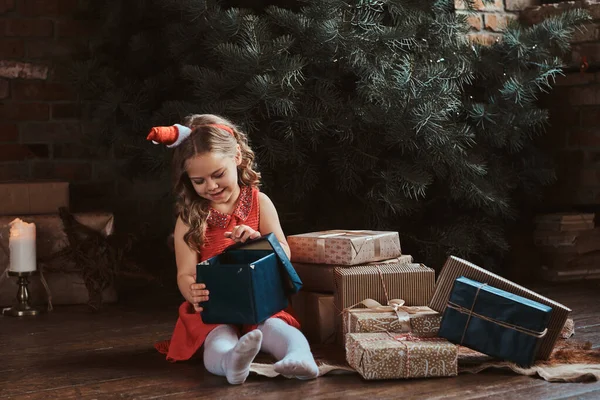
[288,230,401,266]
[343,300,441,338]
[429,256,571,360]
[346,332,458,380]
[293,255,413,293]
[438,276,552,367]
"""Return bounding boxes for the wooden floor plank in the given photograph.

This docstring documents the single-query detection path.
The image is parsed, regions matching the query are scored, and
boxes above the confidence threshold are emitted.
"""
[1,282,599,399]
[557,389,600,400]
[536,382,600,400]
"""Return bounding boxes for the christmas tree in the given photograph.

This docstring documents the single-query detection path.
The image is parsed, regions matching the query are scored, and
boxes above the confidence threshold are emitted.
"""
[73,0,589,271]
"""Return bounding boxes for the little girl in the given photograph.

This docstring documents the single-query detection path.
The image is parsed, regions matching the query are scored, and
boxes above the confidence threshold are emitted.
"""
[149,114,319,384]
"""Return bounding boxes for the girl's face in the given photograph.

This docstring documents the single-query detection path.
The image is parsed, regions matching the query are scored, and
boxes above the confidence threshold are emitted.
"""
[186,149,241,205]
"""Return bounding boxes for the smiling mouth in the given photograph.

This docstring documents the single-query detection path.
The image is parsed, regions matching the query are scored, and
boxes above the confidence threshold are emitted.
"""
[210,189,225,197]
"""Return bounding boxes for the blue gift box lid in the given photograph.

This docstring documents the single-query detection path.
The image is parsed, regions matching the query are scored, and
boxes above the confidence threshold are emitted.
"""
[223,232,303,294]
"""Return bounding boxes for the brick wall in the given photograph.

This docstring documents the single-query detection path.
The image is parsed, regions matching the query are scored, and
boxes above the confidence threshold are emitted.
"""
[520,1,600,208]
[456,0,539,45]
[453,0,600,208]
[453,0,600,281]
[1,0,595,214]
[0,0,113,211]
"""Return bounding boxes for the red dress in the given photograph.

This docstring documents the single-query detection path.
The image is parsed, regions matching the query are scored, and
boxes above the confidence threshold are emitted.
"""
[155,186,300,362]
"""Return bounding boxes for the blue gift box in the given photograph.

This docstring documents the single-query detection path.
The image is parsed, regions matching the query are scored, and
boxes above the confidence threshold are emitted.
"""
[196,233,303,325]
[438,276,552,367]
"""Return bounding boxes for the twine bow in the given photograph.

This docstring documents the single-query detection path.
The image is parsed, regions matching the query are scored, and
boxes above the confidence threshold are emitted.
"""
[342,263,431,312]
[350,298,434,323]
[340,264,434,331]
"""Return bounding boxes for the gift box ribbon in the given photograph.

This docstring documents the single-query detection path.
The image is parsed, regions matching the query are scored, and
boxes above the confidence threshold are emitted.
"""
[315,230,382,263]
[350,332,451,378]
[347,298,434,330]
[341,264,433,328]
[391,333,449,377]
[446,282,548,344]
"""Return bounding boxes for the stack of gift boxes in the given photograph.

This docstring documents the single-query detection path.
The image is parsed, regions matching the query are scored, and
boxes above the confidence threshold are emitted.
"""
[0,181,117,307]
[286,230,572,380]
[288,230,431,345]
[533,213,600,282]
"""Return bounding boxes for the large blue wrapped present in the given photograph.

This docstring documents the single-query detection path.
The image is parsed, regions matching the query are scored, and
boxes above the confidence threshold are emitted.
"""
[196,233,303,325]
[438,276,552,367]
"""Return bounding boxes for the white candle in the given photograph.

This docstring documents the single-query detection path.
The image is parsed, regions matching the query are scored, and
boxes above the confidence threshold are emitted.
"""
[9,218,37,272]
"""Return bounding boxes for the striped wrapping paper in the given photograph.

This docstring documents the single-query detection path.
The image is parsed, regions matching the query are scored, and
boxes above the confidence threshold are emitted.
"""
[334,263,435,310]
[293,255,414,293]
[428,256,571,360]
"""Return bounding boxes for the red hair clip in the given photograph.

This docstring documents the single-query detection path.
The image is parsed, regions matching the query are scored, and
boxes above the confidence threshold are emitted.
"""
[203,124,235,137]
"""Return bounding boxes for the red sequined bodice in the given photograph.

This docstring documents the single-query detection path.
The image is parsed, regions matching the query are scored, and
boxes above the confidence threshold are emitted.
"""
[199,185,259,261]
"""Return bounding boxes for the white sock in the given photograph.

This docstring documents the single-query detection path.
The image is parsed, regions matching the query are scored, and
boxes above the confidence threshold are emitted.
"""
[257,318,319,380]
[203,325,263,385]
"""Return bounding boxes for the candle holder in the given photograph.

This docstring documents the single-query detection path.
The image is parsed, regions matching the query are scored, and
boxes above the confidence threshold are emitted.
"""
[2,270,42,317]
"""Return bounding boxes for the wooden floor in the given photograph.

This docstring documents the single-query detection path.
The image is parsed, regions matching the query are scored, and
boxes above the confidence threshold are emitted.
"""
[1,282,600,400]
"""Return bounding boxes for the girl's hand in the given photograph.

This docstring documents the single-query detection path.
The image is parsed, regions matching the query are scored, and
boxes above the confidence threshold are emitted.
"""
[224,224,261,243]
[189,282,209,313]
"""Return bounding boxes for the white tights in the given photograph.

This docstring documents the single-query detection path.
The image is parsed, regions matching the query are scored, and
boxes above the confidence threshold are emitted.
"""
[202,319,319,384]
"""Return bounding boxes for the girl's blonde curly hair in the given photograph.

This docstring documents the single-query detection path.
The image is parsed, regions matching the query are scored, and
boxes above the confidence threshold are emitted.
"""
[172,114,260,253]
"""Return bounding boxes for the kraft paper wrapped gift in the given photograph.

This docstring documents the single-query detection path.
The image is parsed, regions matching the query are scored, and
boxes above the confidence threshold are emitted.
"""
[288,230,401,265]
[197,233,303,325]
[429,256,571,360]
[293,255,414,293]
[343,299,441,338]
[0,181,69,216]
[291,291,335,344]
[346,333,458,380]
[0,212,116,307]
[334,263,434,310]
[438,277,552,367]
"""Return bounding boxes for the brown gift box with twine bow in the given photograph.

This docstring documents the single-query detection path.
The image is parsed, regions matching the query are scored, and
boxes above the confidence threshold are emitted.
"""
[343,299,442,338]
[288,230,401,266]
[334,263,435,310]
[346,332,458,380]
[334,263,434,344]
